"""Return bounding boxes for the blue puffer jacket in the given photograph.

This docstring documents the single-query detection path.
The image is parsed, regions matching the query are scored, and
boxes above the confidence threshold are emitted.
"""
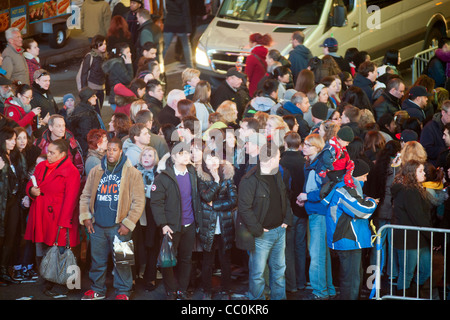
[303,155,328,216]
[322,180,377,250]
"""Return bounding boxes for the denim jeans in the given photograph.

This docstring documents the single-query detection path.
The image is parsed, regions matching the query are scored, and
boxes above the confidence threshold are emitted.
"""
[89,224,133,296]
[163,32,193,68]
[370,219,398,279]
[396,246,431,291]
[337,249,362,300]
[308,213,336,298]
[285,215,308,290]
[248,225,286,300]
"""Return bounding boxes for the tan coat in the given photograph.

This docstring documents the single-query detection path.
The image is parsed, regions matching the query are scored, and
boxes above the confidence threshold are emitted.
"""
[79,158,145,231]
[2,45,30,85]
[80,0,112,38]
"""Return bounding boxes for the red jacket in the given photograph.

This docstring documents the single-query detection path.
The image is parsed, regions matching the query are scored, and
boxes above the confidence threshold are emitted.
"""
[3,97,37,128]
[24,157,81,247]
[245,45,268,97]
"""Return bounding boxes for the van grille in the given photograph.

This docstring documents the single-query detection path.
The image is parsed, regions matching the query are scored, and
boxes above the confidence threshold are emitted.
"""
[210,51,249,74]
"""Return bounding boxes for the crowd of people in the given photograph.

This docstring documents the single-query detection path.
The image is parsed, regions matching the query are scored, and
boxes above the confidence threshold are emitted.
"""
[1,0,450,301]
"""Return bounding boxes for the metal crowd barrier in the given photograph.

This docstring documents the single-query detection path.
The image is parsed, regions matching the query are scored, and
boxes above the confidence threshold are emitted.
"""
[374,224,450,300]
[411,47,437,84]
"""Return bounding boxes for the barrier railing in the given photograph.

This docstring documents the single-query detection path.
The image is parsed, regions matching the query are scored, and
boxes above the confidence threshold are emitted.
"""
[411,47,437,84]
[374,224,449,300]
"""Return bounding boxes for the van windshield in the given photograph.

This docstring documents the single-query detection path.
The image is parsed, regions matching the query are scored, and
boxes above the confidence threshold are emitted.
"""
[217,0,326,25]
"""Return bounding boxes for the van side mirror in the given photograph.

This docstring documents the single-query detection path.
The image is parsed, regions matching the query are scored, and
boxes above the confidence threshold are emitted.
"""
[329,4,347,27]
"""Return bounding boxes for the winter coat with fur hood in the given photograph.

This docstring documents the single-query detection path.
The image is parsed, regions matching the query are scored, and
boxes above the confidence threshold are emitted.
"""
[196,162,237,252]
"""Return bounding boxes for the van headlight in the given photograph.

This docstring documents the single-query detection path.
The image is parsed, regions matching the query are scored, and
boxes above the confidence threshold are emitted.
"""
[195,45,210,67]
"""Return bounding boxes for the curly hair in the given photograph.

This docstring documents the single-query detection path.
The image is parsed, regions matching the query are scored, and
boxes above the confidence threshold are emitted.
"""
[112,113,132,137]
[87,129,107,150]
[394,160,427,198]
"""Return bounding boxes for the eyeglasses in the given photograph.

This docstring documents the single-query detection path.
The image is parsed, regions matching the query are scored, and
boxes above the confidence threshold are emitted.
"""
[22,95,33,101]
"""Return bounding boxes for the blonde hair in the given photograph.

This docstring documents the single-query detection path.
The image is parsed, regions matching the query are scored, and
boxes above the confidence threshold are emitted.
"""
[217,100,238,123]
[358,109,375,129]
[130,99,148,123]
[267,114,289,131]
[400,141,427,165]
[305,133,325,152]
[182,68,201,85]
[140,146,159,167]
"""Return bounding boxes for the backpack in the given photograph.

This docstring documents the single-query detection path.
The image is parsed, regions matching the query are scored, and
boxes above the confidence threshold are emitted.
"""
[76,53,93,92]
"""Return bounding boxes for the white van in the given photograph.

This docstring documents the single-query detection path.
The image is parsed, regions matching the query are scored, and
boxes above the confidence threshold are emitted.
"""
[195,0,450,87]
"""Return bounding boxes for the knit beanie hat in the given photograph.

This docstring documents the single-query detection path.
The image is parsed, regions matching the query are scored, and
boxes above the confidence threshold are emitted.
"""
[79,87,96,103]
[337,126,354,142]
[352,159,370,178]
[63,93,75,105]
[311,102,329,120]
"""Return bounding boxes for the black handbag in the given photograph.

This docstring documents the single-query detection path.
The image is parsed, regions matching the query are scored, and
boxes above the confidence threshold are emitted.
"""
[39,227,77,285]
[157,233,177,268]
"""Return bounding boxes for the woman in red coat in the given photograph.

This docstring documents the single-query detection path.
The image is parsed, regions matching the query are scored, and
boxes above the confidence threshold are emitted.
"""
[24,139,81,295]
[25,139,81,248]
[3,83,41,131]
[245,33,273,98]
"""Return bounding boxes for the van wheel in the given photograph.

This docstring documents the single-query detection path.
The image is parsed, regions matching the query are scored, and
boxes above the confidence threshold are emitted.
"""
[49,24,67,49]
[424,27,443,50]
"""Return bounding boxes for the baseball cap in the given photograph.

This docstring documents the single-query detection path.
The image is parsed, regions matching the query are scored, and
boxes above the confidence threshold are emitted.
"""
[319,37,338,48]
[400,129,418,142]
[409,85,432,98]
[226,67,246,80]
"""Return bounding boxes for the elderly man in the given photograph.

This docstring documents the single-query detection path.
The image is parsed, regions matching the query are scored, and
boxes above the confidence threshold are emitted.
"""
[157,89,185,127]
[211,67,249,118]
[2,28,30,85]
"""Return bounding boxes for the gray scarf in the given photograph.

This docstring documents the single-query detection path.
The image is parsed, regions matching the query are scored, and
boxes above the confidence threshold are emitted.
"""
[10,96,32,113]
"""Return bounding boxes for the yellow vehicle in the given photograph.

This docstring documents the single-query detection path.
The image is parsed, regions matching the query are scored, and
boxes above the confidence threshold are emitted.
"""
[0,0,72,48]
